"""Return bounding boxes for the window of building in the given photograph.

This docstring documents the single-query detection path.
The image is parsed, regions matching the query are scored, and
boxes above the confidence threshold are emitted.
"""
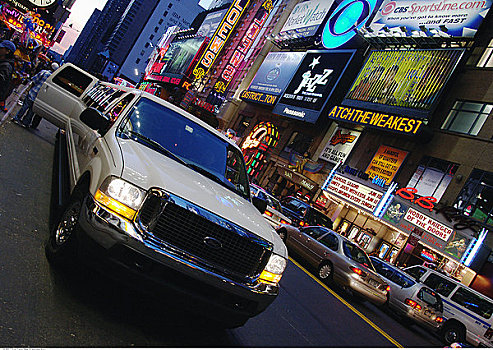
[454,169,493,226]
[163,11,168,17]
[477,38,493,68]
[281,131,313,158]
[158,19,163,25]
[136,58,141,64]
[168,2,173,8]
[140,50,145,56]
[407,156,459,201]
[154,26,159,33]
[442,100,493,136]
[149,34,155,40]
[144,42,149,48]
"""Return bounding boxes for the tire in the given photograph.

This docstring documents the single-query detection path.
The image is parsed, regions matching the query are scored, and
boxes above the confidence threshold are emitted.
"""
[30,114,41,129]
[442,322,466,345]
[318,262,333,282]
[45,189,83,266]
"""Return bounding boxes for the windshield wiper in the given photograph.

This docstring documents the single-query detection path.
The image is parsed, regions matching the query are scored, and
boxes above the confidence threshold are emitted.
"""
[123,130,187,165]
[186,163,247,198]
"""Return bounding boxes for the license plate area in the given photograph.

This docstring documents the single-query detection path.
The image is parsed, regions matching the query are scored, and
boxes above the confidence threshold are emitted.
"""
[368,278,379,288]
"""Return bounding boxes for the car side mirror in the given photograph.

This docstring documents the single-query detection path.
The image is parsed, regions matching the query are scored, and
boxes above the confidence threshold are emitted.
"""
[252,196,267,214]
[80,107,110,134]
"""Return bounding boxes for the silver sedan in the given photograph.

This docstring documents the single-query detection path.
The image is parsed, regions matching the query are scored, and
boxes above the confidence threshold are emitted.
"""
[276,225,389,305]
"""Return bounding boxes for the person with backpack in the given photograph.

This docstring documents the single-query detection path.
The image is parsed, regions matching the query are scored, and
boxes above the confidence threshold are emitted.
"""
[0,40,16,112]
[12,61,59,128]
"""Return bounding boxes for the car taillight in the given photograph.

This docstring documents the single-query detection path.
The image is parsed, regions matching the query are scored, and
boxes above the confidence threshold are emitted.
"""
[299,221,305,227]
[264,210,273,217]
[280,219,289,224]
[405,298,422,310]
[385,285,391,292]
[350,267,367,277]
[435,317,444,323]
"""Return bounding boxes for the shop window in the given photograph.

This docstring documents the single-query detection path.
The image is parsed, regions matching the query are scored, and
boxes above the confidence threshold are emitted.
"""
[441,100,493,136]
[406,156,459,201]
[451,287,493,319]
[477,38,493,68]
[281,132,312,159]
[454,169,493,226]
[236,115,252,138]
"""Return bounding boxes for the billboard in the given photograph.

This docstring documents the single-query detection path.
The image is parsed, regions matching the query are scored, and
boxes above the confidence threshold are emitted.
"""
[319,127,361,164]
[365,145,408,184]
[279,0,334,38]
[196,9,228,38]
[273,50,355,123]
[369,0,492,38]
[343,49,464,119]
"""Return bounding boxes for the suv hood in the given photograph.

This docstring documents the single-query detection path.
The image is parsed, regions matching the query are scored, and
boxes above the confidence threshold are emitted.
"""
[118,140,286,256]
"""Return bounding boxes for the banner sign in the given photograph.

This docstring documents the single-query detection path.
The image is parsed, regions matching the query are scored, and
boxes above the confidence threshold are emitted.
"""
[404,207,454,241]
[213,0,273,94]
[279,0,334,38]
[366,145,408,184]
[240,90,277,105]
[369,0,492,38]
[327,106,424,135]
[196,9,228,38]
[319,127,361,164]
[324,174,384,212]
[192,0,251,81]
[248,51,305,96]
[273,50,355,124]
[343,49,464,119]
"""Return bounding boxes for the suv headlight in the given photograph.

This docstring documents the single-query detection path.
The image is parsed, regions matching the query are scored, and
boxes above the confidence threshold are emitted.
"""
[259,253,287,285]
[95,176,146,221]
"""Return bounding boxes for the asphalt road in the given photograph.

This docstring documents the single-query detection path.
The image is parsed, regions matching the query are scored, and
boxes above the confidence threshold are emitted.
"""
[0,104,444,347]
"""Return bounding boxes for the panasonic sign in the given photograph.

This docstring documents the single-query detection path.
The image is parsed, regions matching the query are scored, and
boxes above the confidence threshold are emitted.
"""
[322,0,377,49]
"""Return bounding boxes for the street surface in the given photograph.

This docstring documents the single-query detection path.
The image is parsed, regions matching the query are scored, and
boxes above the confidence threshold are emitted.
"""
[0,97,444,347]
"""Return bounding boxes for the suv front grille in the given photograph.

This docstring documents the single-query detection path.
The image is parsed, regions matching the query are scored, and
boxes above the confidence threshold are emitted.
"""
[137,192,271,281]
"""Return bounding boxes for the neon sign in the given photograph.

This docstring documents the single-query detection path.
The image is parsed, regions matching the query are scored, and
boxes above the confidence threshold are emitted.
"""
[241,122,279,177]
[322,0,377,49]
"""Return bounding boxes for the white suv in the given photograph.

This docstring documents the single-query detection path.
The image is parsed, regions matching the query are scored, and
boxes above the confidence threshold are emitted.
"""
[33,64,288,328]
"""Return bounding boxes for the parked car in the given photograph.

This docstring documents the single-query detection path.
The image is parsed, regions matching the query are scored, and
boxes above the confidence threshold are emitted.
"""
[404,265,493,346]
[250,184,291,227]
[275,225,388,305]
[280,196,333,229]
[33,63,288,328]
[369,257,444,331]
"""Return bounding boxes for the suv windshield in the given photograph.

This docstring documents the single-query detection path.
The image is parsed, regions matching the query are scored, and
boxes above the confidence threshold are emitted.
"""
[118,98,250,199]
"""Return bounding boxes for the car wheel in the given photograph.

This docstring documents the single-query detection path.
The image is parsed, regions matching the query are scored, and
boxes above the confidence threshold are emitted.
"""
[45,189,83,265]
[442,322,466,345]
[318,262,333,282]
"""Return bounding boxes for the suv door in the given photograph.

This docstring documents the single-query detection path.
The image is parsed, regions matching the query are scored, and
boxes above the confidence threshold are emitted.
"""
[33,64,97,128]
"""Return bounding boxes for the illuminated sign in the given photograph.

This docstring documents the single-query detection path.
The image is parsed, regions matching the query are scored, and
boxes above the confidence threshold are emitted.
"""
[2,6,55,46]
[279,0,334,38]
[319,127,361,164]
[327,106,424,135]
[196,9,228,38]
[241,122,279,177]
[404,207,454,241]
[396,187,438,211]
[324,174,384,211]
[192,97,216,113]
[213,0,272,94]
[192,0,251,81]
[240,90,277,105]
[366,145,408,184]
[420,249,437,262]
[273,50,355,123]
[343,49,464,118]
[322,0,378,49]
[369,0,492,38]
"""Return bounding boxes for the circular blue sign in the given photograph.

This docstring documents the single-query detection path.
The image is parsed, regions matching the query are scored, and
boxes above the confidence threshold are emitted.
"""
[322,0,377,49]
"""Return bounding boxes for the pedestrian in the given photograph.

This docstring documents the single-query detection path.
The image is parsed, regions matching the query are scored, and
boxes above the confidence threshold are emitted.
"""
[12,61,59,128]
[0,40,16,112]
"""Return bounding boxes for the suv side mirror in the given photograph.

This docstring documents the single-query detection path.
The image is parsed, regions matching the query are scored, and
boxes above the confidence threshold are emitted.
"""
[252,196,267,214]
[80,107,110,134]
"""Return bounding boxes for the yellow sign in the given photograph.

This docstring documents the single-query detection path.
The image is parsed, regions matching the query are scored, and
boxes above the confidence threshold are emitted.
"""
[366,145,408,184]
[240,90,277,105]
[327,106,424,135]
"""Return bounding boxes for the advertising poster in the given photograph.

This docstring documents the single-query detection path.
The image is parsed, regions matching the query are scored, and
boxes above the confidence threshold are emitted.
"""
[319,127,361,164]
[273,50,355,123]
[161,38,206,77]
[196,9,228,38]
[444,232,471,260]
[279,0,334,38]
[383,199,408,225]
[366,145,408,184]
[343,49,464,118]
[369,0,492,38]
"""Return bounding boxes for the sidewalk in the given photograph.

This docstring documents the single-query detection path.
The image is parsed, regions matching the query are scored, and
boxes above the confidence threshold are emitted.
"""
[0,82,31,126]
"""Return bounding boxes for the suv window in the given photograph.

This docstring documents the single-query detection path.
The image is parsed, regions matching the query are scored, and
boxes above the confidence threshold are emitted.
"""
[404,266,428,281]
[391,271,415,288]
[418,287,442,311]
[301,227,327,239]
[423,273,457,297]
[451,287,493,319]
[52,66,93,97]
[319,231,338,251]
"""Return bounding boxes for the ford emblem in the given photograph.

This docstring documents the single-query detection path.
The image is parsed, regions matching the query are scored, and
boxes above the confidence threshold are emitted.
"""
[203,236,223,250]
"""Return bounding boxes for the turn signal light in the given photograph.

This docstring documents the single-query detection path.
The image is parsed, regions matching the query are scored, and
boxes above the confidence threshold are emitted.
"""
[95,189,136,221]
[405,298,422,311]
[264,210,273,217]
[350,267,367,277]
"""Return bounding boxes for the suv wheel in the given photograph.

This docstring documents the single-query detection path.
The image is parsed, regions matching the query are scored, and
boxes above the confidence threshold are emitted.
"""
[318,262,333,282]
[442,322,466,345]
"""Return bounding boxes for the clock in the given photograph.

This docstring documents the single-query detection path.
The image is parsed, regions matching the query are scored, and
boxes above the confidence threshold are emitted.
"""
[27,0,57,7]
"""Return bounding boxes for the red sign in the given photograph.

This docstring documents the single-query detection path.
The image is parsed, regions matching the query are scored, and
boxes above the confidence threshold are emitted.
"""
[404,207,454,241]
[192,98,216,113]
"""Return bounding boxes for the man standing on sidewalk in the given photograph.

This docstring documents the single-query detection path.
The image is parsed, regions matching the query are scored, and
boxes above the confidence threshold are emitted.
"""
[12,62,59,128]
[0,40,16,112]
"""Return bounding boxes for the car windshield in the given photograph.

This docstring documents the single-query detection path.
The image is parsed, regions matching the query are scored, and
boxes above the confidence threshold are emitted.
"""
[305,208,332,227]
[343,241,372,268]
[118,98,250,199]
